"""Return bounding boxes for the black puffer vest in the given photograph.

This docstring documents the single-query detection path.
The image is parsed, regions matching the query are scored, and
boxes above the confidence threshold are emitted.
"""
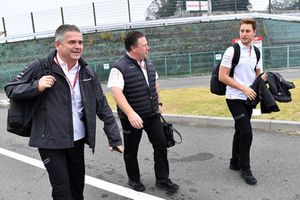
[113,54,159,119]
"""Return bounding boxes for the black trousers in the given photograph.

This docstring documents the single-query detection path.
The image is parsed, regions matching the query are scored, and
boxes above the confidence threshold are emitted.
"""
[38,138,85,200]
[226,99,253,171]
[121,114,169,182]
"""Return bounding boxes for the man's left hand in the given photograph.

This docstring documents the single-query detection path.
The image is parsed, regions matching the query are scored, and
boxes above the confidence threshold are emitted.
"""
[159,104,163,114]
[109,145,124,153]
[261,72,267,82]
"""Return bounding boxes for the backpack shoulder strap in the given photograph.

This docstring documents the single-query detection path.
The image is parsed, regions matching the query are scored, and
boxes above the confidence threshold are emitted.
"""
[253,45,261,71]
[37,58,52,76]
[229,43,240,77]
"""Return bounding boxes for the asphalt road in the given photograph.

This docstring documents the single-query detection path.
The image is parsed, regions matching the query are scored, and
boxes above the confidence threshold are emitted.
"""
[1,107,300,200]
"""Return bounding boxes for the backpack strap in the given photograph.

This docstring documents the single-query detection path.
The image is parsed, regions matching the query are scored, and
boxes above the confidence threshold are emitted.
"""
[230,43,261,74]
[36,58,52,108]
[253,45,261,71]
[229,43,240,77]
[37,58,52,76]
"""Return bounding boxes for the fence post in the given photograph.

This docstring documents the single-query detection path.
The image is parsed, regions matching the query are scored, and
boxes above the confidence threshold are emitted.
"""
[2,17,7,37]
[287,46,290,68]
[207,0,212,15]
[92,2,97,26]
[198,0,201,16]
[93,63,97,72]
[127,0,132,23]
[8,71,12,81]
[213,51,216,66]
[30,12,36,39]
[234,0,237,14]
[269,0,271,14]
[60,7,65,25]
[188,53,192,76]
[164,56,168,77]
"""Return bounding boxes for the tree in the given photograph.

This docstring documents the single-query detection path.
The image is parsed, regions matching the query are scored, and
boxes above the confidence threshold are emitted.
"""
[272,0,300,10]
[146,0,178,20]
[146,0,161,20]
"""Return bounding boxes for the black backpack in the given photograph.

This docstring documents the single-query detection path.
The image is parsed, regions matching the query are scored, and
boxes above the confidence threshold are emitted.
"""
[210,43,261,95]
[6,58,52,137]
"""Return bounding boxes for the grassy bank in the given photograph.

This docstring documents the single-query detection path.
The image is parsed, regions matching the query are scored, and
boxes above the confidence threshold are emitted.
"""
[105,80,300,122]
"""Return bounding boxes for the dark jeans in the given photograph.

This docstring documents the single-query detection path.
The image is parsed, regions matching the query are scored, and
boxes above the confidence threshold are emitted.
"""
[226,99,253,171]
[38,138,85,200]
[120,114,169,182]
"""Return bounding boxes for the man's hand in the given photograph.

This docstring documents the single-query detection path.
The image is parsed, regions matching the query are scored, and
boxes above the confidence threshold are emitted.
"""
[242,86,257,101]
[158,104,163,114]
[110,145,124,153]
[261,72,267,82]
[128,111,144,129]
[38,75,56,93]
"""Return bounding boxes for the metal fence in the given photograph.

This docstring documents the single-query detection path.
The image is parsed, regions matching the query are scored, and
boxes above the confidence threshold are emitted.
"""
[1,44,300,91]
[1,0,300,42]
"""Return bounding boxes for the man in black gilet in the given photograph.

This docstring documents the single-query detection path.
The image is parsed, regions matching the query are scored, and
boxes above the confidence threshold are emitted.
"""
[107,31,179,193]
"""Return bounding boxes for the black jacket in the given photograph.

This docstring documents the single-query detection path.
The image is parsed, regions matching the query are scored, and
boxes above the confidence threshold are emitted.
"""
[266,72,295,102]
[246,74,280,113]
[246,72,295,113]
[113,54,159,119]
[5,50,122,151]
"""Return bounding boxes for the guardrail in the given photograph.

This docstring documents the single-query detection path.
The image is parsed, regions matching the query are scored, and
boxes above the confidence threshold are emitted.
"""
[1,12,300,43]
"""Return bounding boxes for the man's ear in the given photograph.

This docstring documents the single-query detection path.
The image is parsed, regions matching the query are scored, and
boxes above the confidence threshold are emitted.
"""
[130,45,136,53]
[54,41,60,49]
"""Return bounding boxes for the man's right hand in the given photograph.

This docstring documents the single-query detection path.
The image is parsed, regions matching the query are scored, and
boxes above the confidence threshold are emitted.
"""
[242,86,257,101]
[38,75,56,93]
[128,111,144,129]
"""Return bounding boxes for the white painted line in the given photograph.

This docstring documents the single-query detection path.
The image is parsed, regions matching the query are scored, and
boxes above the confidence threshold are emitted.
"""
[0,147,45,169]
[85,176,165,200]
[0,147,165,200]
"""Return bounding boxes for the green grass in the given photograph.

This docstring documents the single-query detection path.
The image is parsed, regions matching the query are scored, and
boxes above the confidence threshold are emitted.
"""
[106,80,300,122]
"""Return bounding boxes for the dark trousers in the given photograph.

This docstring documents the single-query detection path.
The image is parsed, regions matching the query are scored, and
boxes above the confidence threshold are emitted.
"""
[121,114,169,182]
[38,139,85,200]
[226,99,253,171]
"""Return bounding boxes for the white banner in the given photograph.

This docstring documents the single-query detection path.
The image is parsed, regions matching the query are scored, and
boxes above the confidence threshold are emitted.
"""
[186,1,208,11]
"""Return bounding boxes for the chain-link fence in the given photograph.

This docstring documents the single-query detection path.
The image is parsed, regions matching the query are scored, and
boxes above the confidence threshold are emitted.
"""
[1,44,299,90]
[1,0,300,42]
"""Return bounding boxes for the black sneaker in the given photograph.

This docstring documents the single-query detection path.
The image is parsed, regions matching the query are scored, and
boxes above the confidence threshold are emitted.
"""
[128,179,145,192]
[240,170,257,185]
[156,179,179,192]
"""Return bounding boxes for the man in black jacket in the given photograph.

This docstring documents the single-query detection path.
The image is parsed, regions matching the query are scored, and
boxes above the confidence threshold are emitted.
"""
[107,31,179,193]
[5,24,123,200]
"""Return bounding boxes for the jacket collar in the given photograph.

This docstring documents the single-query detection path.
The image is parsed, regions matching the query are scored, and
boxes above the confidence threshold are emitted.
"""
[124,52,149,68]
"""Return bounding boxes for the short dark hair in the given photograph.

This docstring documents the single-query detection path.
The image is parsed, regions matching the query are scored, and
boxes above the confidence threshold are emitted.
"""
[240,18,256,31]
[125,31,145,52]
[55,24,81,42]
